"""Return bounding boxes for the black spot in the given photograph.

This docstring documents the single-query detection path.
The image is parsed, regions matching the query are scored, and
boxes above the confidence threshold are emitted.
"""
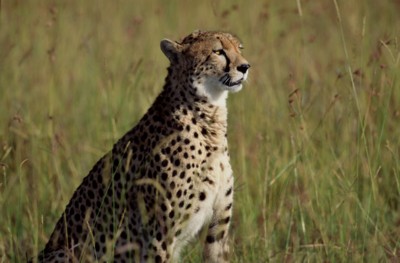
[165,147,171,154]
[161,160,169,167]
[174,159,180,166]
[193,132,199,138]
[73,213,81,222]
[161,172,168,181]
[201,128,208,135]
[217,231,225,240]
[179,201,184,208]
[114,172,121,181]
[191,118,197,125]
[176,190,182,198]
[76,225,83,234]
[87,190,95,199]
[92,180,98,189]
[156,232,162,241]
[221,216,230,224]
[131,144,138,152]
[184,138,190,145]
[161,203,167,212]
[206,235,216,243]
[170,181,175,189]
[186,125,191,131]
[95,241,101,251]
[199,192,206,201]
[155,255,162,263]
[138,153,144,161]
[113,158,120,168]
[179,171,186,179]
[146,185,153,194]
[155,154,161,162]
[225,203,232,211]
[183,152,189,159]
[226,187,233,196]
[169,210,175,219]
[79,204,85,214]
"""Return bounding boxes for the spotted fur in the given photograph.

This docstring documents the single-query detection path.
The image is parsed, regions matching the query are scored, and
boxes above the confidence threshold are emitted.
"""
[32,30,250,263]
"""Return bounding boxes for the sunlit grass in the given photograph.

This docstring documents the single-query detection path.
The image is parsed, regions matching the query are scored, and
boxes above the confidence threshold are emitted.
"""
[1,0,400,262]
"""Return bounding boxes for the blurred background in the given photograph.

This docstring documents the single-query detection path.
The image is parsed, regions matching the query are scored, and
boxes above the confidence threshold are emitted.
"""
[1,0,400,262]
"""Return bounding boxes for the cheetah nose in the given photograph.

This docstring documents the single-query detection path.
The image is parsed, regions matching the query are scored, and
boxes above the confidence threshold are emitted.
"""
[237,63,251,74]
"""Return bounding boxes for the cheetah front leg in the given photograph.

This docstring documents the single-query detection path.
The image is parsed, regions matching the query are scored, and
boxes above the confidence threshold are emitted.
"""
[203,173,234,263]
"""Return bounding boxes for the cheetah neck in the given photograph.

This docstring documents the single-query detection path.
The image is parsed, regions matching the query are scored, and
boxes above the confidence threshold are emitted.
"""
[159,74,229,147]
[194,83,228,108]
[193,81,228,107]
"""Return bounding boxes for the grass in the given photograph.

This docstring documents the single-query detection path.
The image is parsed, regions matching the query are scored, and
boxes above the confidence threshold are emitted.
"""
[1,0,400,262]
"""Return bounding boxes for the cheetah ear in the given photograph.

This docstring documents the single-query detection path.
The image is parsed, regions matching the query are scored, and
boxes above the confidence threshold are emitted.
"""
[160,39,182,62]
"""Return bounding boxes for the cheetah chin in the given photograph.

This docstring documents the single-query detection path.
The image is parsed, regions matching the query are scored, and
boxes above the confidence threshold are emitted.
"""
[220,75,246,92]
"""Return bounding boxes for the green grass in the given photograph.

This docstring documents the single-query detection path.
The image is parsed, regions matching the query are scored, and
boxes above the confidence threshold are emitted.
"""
[1,0,400,262]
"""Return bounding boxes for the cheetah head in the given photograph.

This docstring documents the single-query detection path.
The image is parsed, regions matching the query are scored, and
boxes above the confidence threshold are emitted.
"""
[161,30,250,105]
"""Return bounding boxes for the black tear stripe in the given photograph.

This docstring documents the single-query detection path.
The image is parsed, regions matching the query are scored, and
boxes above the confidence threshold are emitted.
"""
[221,50,230,73]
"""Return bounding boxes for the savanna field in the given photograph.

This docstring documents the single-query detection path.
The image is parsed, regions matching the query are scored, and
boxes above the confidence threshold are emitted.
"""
[1,0,400,262]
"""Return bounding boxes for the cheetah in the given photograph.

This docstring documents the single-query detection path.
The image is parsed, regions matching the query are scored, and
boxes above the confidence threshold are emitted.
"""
[32,30,250,263]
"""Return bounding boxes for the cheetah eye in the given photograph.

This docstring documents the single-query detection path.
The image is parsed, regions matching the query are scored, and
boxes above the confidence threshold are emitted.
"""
[213,49,224,55]
[239,44,244,49]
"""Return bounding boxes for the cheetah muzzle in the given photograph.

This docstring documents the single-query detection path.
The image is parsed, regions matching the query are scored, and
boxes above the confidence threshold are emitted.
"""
[32,30,250,263]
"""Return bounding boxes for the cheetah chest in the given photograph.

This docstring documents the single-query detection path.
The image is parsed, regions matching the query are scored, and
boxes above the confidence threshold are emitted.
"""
[176,152,233,244]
